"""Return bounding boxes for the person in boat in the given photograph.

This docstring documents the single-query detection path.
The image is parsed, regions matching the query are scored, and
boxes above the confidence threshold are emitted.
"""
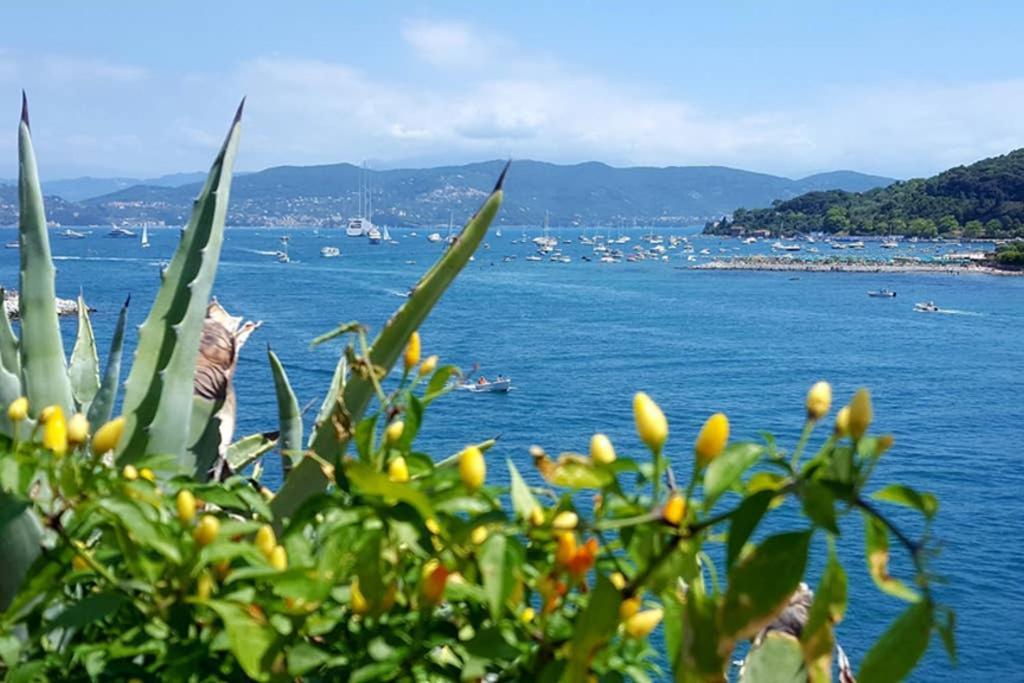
[477,376,488,385]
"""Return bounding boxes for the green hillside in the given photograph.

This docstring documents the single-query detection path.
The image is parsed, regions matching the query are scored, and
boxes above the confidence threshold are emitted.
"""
[706,149,1024,238]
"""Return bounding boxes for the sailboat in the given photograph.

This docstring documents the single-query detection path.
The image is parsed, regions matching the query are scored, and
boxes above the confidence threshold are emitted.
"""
[141,225,150,248]
[347,163,374,237]
[445,210,457,246]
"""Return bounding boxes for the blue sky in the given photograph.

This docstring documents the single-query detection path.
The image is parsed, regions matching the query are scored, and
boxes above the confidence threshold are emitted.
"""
[2,1,1022,179]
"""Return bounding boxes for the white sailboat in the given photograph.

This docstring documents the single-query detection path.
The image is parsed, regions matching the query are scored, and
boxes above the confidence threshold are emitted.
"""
[141,224,150,248]
[347,163,375,237]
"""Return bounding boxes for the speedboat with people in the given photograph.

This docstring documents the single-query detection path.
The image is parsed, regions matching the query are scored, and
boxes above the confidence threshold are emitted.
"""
[456,375,512,393]
[867,289,897,298]
[320,246,340,258]
[914,301,939,313]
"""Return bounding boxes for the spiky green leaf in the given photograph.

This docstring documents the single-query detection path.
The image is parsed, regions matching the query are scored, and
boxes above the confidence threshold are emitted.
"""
[117,103,243,467]
[17,94,73,415]
[268,347,302,474]
[86,296,129,426]
[68,293,100,411]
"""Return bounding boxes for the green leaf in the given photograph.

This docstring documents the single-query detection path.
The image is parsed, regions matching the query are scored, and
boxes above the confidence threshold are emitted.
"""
[858,600,933,683]
[272,165,507,521]
[268,347,302,474]
[740,632,806,683]
[17,95,74,415]
[345,461,434,520]
[727,489,775,570]
[565,574,622,683]
[801,540,846,681]
[871,484,938,520]
[424,364,458,401]
[68,293,100,411]
[508,460,540,521]
[862,511,919,602]
[226,432,279,472]
[187,395,224,480]
[677,584,728,680]
[86,295,129,426]
[287,642,329,676]
[478,533,519,621]
[96,498,181,563]
[721,530,812,640]
[117,102,243,469]
[0,498,41,611]
[801,480,839,534]
[207,599,277,681]
[703,443,764,509]
[544,454,613,489]
[49,591,128,629]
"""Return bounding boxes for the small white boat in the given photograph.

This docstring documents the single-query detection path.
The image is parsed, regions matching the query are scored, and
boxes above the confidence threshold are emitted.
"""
[320,246,340,258]
[525,254,543,262]
[5,241,18,249]
[366,227,382,244]
[62,228,88,239]
[914,301,939,313]
[107,225,136,238]
[457,378,512,393]
[868,289,896,298]
[275,251,290,263]
[743,237,757,244]
[881,240,899,249]
[426,232,443,243]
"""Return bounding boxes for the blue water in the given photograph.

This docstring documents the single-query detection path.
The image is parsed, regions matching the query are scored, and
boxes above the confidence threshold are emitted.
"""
[2,226,1022,681]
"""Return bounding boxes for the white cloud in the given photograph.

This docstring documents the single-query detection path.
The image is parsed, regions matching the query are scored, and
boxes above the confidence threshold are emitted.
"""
[3,29,1024,179]
[401,19,487,68]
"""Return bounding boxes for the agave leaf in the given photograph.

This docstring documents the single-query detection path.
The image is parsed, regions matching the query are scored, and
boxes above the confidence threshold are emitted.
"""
[86,296,129,426]
[0,495,42,611]
[307,355,345,449]
[226,432,280,472]
[271,164,508,522]
[0,288,20,378]
[268,347,302,475]
[188,395,224,479]
[17,94,73,416]
[116,102,243,467]
[68,293,100,412]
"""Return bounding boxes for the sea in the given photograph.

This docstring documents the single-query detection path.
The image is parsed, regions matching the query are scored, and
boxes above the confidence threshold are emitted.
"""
[2,225,1021,681]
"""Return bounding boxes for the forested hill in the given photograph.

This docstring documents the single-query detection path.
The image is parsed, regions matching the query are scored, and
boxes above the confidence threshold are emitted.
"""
[706,149,1024,238]
[0,161,892,228]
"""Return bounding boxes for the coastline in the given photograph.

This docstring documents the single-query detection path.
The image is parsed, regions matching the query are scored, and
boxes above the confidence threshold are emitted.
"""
[692,256,1022,276]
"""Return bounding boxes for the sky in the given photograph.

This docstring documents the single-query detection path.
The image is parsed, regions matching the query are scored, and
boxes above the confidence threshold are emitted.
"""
[2,1,1023,180]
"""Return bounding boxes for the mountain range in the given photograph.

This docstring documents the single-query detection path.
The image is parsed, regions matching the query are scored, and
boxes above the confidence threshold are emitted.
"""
[0,160,894,228]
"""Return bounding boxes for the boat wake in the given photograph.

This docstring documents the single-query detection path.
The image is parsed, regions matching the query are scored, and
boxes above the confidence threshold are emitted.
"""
[936,308,983,316]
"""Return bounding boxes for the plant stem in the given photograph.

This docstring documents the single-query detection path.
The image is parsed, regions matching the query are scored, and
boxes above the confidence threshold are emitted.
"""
[790,420,814,470]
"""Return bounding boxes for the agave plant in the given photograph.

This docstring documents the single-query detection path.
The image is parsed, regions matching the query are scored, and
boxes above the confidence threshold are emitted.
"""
[0,93,507,607]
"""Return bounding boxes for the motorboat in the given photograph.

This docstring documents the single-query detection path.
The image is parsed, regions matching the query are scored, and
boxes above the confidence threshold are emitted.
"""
[881,240,900,249]
[525,254,543,262]
[457,377,512,393]
[914,301,939,313]
[868,289,896,298]
[274,251,290,263]
[107,225,136,238]
[320,246,340,258]
[366,226,382,244]
[743,237,757,244]
[5,241,18,249]
[426,232,443,243]
[61,229,88,239]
